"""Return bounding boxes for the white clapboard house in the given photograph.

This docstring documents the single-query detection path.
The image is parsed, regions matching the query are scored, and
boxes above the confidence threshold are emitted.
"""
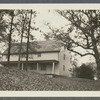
[1,40,72,77]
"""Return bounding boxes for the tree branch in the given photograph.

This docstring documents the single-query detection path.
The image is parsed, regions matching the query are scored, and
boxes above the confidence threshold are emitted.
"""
[68,48,94,57]
[70,38,93,50]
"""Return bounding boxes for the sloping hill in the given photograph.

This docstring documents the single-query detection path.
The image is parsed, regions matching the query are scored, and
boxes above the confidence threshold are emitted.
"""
[0,67,100,91]
[0,67,65,91]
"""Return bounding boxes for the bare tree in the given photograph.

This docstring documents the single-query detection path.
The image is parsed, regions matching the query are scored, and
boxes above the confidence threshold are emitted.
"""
[7,10,14,67]
[17,11,28,69]
[26,10,33,70]
[14,10,37,70]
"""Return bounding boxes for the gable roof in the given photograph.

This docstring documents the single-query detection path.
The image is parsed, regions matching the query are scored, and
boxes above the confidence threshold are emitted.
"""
[3,40,64,55]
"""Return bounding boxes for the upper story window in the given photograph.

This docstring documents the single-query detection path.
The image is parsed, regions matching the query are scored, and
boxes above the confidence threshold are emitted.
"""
[63,54,65,60]
[29,54,33,59]
[0,55,2,61]
[5,55,8,59]
[22,54,26,58]
[37,53,41,57]
[63,65,65,71]
[21,54,33,59]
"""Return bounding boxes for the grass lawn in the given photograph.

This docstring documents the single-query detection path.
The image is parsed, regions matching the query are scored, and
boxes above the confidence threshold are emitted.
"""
[0,67,100,91]
[53,76,100,91]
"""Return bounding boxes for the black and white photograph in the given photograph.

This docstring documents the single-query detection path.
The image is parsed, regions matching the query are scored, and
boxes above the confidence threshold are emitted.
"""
[0,4,100,93]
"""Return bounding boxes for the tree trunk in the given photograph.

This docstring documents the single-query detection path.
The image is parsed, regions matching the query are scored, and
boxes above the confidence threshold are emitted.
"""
[95,55,100,79]
[91,29,100,79]
[26,10,32,70]
[18,28,24,70]
[18,13,27,70]
[93,51,100,80]
[7,10,14,67]
[92,36,100,79]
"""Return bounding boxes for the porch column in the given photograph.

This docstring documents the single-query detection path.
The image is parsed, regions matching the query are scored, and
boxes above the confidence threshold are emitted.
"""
[22,63,24,70]
[37,63,39,72]
[52,62,55,74]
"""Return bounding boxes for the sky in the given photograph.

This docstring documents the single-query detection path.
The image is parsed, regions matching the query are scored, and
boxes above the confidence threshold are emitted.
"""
[31,9,67,40]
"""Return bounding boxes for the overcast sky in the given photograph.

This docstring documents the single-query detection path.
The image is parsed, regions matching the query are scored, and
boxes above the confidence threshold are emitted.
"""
[30,9,67,40]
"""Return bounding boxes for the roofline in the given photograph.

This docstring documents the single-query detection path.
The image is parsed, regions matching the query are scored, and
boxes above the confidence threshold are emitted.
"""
[2,50,60,55]
[0,60,59,64]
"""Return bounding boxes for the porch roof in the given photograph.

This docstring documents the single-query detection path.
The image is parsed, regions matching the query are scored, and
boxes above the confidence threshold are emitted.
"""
[0,60,59,64]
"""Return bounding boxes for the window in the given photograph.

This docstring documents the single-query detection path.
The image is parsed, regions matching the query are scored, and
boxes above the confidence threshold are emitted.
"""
[41,66,46,70]
[30,65,37,70]
[41,64,46,71]
[29,55,33,59]
[63,65,65,71]
[31,66,37,70]
[0,55,2,61]
[22,54,33,59]
[22,54,26,58]
[63,54,65,60]
[37,53,41,57]
[5,55,8,59]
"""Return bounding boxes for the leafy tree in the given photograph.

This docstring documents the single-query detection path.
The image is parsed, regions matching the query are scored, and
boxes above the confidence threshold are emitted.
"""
[77,64,95,79]
[0,10,10,49]
[49,10,100,79]
[0,10,15,67]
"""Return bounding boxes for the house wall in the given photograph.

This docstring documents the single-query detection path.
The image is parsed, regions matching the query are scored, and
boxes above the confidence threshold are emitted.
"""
[2,52,59,62]
[2,48,72,77]
[59,47,72,77]
[54,63,59,75]
[27,63,59,75]
[39,64,59,75]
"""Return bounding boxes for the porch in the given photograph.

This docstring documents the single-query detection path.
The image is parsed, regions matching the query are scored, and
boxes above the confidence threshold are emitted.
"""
[21,60,59,75]
[1,60,59,76]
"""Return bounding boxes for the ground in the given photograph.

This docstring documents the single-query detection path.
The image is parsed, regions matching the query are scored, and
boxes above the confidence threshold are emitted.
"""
[0,67,100,91]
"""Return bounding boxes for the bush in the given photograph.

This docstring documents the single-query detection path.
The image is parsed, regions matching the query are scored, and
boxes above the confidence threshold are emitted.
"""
[75,64,95,79]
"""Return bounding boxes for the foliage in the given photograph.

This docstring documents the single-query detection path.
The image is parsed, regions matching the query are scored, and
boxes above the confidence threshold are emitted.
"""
[47,10,100,78]
[55,10,100,56]
[0,9,39,68]
[0,10,9,42]
[75,64,95,79]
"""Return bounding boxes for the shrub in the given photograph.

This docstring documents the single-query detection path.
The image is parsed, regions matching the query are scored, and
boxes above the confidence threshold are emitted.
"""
[71,66,80,77]
[75,64,95,79]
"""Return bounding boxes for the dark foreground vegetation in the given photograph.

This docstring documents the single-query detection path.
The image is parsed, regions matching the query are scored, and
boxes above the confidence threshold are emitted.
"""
[0,67,100,91]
